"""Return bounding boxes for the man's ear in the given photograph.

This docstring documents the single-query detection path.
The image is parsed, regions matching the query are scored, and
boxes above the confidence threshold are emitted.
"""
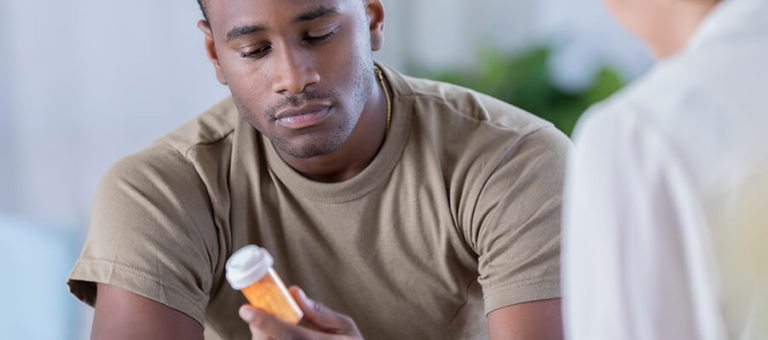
[197,20,228,85]
[365,0,385,51]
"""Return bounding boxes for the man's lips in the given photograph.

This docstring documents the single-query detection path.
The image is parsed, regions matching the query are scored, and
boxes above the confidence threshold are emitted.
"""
[273,103,333,129]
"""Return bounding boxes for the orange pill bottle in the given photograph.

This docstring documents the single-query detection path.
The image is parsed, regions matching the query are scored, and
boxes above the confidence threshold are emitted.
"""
[225,245,303,324]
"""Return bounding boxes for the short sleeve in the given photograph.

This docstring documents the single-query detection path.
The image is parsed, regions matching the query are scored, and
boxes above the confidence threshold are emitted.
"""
[67,144,220,326]
[470,126,570,314]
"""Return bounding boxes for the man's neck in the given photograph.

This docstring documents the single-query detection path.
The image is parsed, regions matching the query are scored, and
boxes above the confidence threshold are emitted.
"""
[650,0,719,59]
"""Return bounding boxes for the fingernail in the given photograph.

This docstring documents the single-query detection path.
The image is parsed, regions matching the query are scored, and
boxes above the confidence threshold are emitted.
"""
[296,288,314,309]
[297,288,308,301]
[239,306,255,321]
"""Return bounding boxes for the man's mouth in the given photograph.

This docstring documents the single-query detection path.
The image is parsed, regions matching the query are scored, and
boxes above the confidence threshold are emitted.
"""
[273,104,333,130]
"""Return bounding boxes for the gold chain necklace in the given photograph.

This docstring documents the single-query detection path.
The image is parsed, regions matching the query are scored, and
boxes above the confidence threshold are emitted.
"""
[374,66,392,134]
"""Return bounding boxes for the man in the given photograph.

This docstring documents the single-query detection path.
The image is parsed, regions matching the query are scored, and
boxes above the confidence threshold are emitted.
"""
[563,0,768,339]
[68,0,569,339]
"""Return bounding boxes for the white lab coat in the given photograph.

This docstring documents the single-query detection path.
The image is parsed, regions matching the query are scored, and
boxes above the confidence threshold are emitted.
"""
[563,0,768,339]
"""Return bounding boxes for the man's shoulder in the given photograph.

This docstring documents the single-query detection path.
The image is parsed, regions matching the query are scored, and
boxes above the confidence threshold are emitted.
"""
[158,97,241,157]
[105,97,241,190]
[388,69,554,137]
[384,66,571,176]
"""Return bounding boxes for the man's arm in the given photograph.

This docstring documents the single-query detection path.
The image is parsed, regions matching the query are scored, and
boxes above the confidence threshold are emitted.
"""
[469,126,568,340]
[92,283,204,340]
[238,287,561,340]
[487,299,564,340]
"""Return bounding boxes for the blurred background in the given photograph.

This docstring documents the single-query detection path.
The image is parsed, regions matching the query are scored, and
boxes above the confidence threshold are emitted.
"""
[0,0,651,338]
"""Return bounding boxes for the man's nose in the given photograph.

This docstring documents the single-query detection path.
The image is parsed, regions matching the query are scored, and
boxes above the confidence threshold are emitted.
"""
[271,47,320,95]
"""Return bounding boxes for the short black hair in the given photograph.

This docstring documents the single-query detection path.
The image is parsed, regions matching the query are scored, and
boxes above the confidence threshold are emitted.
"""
[197,0,369,25]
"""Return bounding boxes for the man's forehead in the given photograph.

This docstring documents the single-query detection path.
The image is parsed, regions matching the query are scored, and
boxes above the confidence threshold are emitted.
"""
[208,0,360,37]
[210,0,352,22]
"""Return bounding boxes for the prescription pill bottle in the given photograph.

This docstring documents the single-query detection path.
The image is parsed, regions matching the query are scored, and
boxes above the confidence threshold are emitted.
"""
[225,245,303,324]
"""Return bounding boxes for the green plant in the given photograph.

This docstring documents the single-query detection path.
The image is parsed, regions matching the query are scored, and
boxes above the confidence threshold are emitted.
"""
[411,46,624,136]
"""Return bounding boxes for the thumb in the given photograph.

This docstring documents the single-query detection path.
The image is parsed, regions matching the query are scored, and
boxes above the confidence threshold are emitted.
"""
[290,286,359,334]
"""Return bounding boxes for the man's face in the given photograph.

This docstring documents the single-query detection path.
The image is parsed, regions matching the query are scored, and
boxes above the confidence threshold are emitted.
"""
[201,0,383,159]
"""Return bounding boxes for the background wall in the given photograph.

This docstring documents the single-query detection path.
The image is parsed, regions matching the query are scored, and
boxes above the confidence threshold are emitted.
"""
[0,0,15,212]
[1,1,229,227]
[0,0,651,339]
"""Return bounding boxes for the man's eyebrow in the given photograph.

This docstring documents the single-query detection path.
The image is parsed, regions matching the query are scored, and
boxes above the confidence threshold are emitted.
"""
[226,25,266,41]
[224,6,339,41]
[295,5,339,22]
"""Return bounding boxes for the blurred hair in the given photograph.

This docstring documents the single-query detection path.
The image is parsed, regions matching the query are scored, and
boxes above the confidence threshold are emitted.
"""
[197,0,209,23]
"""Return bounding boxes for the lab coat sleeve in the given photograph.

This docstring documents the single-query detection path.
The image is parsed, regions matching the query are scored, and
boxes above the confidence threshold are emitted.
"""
[562,108,723,340]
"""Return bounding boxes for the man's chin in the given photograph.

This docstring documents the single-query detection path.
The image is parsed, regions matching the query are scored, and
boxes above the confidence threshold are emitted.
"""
[272,138,343,160]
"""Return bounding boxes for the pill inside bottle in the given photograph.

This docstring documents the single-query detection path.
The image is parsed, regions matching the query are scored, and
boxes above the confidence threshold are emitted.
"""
[225,245,303,324]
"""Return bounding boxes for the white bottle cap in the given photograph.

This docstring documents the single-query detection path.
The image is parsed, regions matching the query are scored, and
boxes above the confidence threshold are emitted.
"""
[225,245,274,290]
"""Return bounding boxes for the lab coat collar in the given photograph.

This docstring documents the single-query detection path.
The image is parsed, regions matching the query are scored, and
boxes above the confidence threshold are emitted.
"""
[688,0,768,52]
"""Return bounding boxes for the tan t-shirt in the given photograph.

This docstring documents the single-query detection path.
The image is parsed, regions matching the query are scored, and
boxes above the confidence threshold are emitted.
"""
[68,65,569,339]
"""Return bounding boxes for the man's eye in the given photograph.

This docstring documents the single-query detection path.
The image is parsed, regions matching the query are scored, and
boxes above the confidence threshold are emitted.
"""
[241,45,271,59]
[305,30,337,45]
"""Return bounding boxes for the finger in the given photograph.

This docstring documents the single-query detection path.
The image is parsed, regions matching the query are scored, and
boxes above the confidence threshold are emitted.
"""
[246,326,269,340]
[289,286,359,334]
[239,304,306,340]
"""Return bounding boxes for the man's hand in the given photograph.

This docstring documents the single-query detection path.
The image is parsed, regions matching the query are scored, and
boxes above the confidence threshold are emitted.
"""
[239,286,363,340]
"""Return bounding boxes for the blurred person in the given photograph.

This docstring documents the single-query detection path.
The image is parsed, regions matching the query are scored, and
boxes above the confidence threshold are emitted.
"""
[563,0,768,339]
[66,0,570,339]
